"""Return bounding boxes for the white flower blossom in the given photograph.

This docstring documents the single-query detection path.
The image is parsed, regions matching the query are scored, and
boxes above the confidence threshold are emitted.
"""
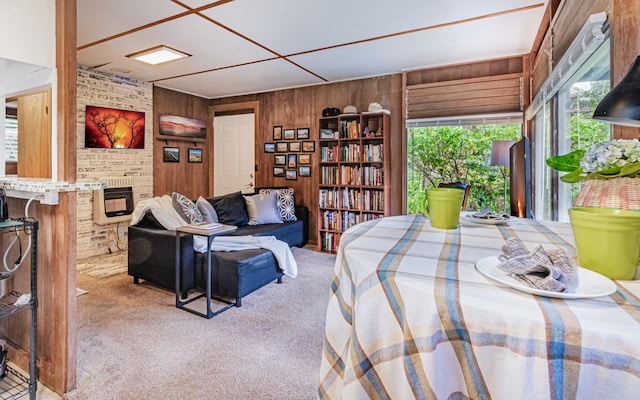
[580,139,640,173]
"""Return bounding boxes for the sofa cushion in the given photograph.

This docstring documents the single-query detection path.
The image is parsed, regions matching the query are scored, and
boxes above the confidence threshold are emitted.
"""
[172,192,203,223]
[196,196,219,223]
[244,192,283,225]
[207,191,249,226]
[259,188,297,222]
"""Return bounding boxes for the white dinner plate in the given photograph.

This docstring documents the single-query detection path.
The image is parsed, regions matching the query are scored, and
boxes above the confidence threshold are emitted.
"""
[463,214,511,225]
[475,256,617,299]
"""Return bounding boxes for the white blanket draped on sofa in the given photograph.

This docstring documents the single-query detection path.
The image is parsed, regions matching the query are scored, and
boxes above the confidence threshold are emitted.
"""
[130,195,298,278]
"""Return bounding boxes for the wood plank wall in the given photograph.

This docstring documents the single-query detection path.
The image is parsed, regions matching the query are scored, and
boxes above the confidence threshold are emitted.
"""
[531,0,610,98]
[154,75,404,246]
[153,87,210,199]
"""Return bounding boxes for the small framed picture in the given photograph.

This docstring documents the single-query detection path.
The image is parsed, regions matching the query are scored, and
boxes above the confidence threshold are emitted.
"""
[188,148,203,163]
[299,166,311,177]
[274,154,286,165]
[285,169,297,180]
[163,147,180,162]
[276,142,288,152]
[289,142,301,152]
[287,154,297,168]
[273,167,285,177]
[298,154,311,165]
[296,128,310,139]
[283,129,296,140]
[302,141,315,152]
[273,126,283,140]
[264,143,276,153]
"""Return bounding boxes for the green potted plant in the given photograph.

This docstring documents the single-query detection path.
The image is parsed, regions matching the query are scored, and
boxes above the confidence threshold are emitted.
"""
[546,138,640,209]
[546,138,640,183]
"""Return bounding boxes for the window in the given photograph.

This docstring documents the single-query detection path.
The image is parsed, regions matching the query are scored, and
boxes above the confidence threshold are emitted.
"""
[533,39,611,221]
[406,114,522,214]
[4,105,17,162]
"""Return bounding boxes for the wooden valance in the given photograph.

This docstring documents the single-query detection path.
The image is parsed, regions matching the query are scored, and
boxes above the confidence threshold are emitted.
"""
[406,73,523,120]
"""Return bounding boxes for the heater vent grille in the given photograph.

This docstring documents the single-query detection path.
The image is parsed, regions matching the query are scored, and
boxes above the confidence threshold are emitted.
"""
[104,177,134,189]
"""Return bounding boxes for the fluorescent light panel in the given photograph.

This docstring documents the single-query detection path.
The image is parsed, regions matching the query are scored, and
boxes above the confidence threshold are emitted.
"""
[127,45,190,65]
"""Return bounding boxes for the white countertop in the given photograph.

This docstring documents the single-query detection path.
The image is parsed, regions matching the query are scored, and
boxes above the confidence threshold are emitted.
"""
[0,176,105,205]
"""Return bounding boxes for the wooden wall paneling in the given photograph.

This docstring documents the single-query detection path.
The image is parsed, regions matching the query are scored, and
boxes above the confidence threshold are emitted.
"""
[612,0,640,139]
[405,56,523,86]
[552,0,610,64]
[153,86,210,199]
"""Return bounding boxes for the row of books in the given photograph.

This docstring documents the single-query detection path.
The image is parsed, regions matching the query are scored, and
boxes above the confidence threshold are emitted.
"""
[320,209,386,232]
[320,232,341,253]
[321,143,384,163]
[320,145,339,162]
[340,120,360,139]
[319,188,385,211]
[320,165,385,186]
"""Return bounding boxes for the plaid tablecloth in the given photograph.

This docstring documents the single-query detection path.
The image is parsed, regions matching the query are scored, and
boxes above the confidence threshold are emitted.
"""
[318,215,640,400]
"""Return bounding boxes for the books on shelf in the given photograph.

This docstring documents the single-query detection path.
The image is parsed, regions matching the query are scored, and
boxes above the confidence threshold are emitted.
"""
[177,221,232,235]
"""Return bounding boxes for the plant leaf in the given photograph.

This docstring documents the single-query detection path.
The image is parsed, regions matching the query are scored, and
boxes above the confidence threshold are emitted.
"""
[560,168,586,183]
[620,162,640,177]
[546,149,585,172]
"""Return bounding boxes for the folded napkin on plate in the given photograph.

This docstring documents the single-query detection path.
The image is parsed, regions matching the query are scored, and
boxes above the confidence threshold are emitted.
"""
[472,207,510,220]
[497,238,574,292]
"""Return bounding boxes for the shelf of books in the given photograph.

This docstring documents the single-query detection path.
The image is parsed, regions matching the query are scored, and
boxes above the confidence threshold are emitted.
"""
[317,112,390,253]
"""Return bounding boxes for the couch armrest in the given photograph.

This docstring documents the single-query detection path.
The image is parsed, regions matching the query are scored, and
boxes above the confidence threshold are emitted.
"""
[128,225,196,292]
[295,205,309,246]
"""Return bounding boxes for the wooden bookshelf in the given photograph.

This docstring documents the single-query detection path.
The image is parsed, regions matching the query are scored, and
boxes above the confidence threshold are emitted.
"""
[317,112,390,253]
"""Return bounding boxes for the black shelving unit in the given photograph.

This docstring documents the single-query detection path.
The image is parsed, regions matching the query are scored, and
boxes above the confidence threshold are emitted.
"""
[0,219,38,400]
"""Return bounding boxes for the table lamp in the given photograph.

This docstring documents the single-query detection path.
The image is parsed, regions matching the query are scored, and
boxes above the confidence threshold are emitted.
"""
[490,140,515,213]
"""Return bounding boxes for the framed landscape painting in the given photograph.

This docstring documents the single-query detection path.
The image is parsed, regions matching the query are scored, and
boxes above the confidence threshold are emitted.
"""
[159,114,206,139]
[85,105,145,149]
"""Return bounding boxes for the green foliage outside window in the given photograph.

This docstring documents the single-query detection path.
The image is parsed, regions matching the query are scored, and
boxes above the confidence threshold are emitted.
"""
[407,124,522,214]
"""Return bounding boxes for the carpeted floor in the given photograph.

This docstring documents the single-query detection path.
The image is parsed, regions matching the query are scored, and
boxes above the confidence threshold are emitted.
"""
[67,247,336,400]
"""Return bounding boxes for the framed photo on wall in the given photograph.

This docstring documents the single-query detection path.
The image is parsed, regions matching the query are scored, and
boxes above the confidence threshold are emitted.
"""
[276,142,288,152]
[289,142,301,152]
[274,154,286,165]
[299,166,311,177]
[298,154,311,165]
[273,167,285,177]
[264,143,276,153]
[296,128,310,139]
[188,148,203,163]
[273,126,283,140]
[302,141,315,152]
[287,154,297,168]
[163,147,180,162]
[285,169,297,180]
[283,129,296,140]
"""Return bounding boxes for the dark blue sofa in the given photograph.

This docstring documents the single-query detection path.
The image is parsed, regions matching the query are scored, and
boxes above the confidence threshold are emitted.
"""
[127,204,308,306]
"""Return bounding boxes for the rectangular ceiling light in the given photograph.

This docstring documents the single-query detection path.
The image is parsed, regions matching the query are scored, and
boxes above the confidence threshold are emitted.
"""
[127,45,191,65]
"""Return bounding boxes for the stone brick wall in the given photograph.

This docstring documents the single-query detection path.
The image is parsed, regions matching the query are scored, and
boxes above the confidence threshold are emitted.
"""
[76,66,153,259]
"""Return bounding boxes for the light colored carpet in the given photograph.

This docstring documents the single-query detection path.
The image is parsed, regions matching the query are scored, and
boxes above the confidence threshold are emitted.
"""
[77,251,128,278]
[66,247,337,400]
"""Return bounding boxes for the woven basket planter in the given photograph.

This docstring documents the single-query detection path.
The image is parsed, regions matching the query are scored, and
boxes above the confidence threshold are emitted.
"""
[574,177,640,210]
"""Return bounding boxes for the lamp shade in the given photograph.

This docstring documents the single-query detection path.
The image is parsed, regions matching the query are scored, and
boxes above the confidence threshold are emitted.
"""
[490,140,515,166]
[593,55,640,127]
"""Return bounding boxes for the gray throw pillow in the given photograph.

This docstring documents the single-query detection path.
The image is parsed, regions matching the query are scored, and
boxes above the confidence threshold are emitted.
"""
[196,196,219,223]
[244,192,283,225]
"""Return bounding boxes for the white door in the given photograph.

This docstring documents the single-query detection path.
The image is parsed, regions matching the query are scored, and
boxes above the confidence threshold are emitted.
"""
[213,113,255,195]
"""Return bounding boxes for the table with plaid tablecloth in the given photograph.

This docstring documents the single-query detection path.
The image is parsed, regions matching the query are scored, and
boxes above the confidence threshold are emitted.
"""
[318,214,640,400]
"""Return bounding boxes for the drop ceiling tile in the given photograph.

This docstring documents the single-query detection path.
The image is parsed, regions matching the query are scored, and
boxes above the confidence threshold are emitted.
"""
[155,58,324,98]
[77,14,275,82]
[77,0,186,46]
[203,0,546,55]
[290,8,544,81]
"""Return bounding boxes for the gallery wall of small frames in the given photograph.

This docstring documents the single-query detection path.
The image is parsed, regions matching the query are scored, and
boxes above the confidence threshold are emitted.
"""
[264,126,315,180]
